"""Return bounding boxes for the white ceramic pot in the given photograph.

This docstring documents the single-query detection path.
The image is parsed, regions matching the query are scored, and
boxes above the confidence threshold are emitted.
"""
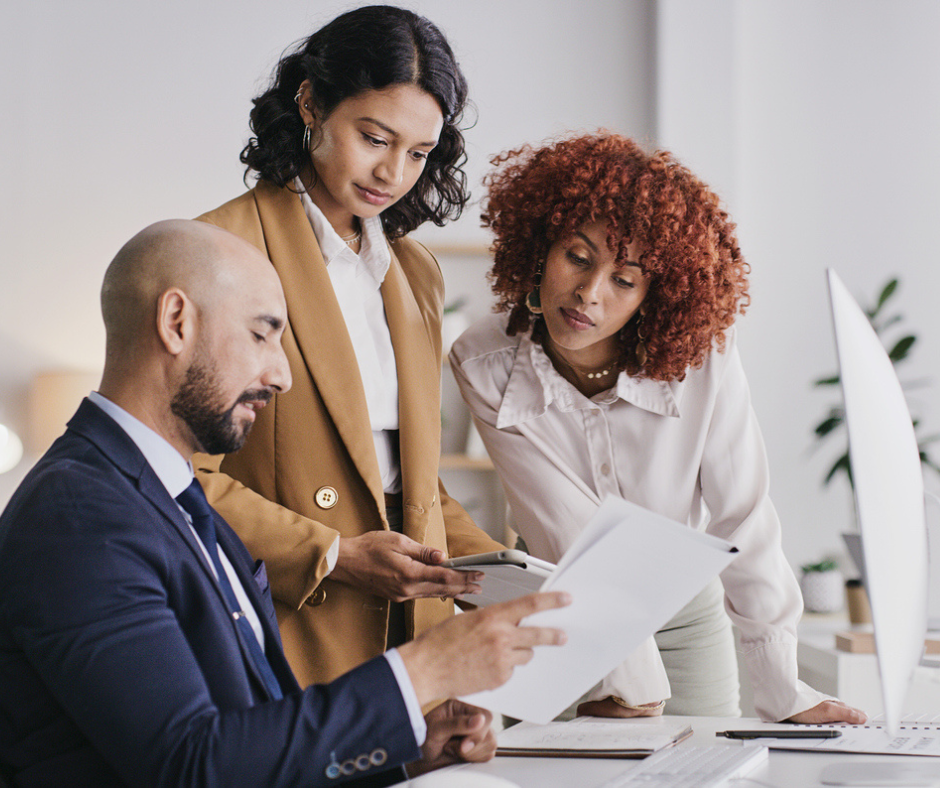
[800,569,845,613]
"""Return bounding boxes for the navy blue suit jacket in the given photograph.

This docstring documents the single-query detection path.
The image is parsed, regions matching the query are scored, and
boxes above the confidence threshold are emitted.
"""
[0,399,420,786]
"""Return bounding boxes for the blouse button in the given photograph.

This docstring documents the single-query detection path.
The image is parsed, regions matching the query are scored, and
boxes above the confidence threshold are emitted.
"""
[600,463,611,476]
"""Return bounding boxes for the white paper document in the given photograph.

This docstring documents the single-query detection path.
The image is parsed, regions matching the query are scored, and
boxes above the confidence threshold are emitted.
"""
[767,723,940,757]
[460,496,737,723]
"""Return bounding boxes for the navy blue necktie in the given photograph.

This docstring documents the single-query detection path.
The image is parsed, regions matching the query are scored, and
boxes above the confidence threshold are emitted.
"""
[176,479,283,700]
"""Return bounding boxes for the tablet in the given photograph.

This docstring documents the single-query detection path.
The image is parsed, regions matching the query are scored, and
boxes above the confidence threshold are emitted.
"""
[443,550,557,607]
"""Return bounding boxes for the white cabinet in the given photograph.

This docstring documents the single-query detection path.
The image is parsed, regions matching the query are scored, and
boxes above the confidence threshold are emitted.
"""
[796,615,940,718]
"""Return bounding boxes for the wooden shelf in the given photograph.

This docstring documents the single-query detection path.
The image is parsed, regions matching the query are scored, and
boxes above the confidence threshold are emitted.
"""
[440,453,494,471]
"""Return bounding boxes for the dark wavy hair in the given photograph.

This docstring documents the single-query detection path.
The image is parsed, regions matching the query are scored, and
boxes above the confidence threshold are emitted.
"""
[483,133,750,382]
[240,5,470,239]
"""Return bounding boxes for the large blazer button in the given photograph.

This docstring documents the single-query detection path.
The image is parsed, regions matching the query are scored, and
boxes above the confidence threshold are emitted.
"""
[305,587,327,606]
[315,486,338,509]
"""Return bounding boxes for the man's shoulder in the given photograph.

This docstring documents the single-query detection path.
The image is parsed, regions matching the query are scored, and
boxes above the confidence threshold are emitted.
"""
[1,437,137,538]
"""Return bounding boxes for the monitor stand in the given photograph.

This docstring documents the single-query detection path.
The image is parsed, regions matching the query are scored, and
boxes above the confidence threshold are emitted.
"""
[820,762,940,786]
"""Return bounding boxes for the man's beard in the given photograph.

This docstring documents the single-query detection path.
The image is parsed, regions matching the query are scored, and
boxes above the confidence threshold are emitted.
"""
[170,358,271,455]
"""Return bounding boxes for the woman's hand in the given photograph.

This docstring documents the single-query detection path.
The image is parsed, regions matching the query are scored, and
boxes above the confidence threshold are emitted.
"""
[577,697,665,718]
[406,700,497,777]
[333,531,483,601]
[786,699,867,725]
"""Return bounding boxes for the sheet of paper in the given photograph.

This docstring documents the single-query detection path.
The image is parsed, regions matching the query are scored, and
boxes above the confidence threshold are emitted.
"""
[766,723,940,757]
[461,496,737,723]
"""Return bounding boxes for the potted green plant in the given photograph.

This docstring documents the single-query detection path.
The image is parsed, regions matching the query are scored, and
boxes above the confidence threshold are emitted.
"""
[812,277,940,489]
[799,559,844,613]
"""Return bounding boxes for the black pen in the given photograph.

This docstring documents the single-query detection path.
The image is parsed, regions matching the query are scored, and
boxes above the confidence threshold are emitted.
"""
[717,729,842,740]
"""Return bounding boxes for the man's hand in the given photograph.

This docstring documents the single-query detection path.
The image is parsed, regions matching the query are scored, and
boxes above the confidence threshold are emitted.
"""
[786,699,867,725]
[406,701,497,778]
[577,697,664,718]
[332,531,483,601]
[397,591,570,706]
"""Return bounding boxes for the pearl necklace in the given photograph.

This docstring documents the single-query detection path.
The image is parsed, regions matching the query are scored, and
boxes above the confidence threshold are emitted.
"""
[545,340,617,385]
[585,366,614,380]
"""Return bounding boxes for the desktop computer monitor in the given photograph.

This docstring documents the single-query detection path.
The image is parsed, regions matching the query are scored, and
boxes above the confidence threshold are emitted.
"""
[827,269,930,736]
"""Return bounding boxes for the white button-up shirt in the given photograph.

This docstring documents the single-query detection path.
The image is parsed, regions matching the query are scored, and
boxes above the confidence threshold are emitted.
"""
[296,180,401,494]
[450,313,828,721]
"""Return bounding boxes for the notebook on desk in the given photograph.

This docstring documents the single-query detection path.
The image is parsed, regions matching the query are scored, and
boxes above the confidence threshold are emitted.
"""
[496,717,693,758]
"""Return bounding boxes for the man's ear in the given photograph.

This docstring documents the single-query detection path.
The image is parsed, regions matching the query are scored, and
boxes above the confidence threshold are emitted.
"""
[155,288,194,357]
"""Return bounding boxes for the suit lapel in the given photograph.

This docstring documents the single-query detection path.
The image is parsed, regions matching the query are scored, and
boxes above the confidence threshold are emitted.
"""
[216,524,299,694]
[68,401,212,575]
[68,399,285,700]
[253,182,385,510]
[382,247,441,543]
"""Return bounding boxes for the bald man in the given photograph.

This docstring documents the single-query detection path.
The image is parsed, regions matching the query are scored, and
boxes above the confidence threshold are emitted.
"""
[0,220,568,788]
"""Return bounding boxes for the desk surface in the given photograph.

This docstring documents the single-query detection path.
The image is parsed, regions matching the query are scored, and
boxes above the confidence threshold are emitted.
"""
[402,716,940,787]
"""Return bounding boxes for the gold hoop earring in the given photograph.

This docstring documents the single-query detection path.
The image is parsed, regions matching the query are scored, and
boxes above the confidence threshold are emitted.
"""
[526,265,544,315]
[635,307,647,366]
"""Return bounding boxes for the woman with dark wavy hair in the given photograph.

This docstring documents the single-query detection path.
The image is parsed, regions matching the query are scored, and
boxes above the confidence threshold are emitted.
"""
[451,133,866,724]
[195,4,505,703]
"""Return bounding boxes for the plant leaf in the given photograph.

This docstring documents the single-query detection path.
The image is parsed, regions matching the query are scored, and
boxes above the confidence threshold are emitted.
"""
[824,453,851,486]
[814,375,841,387]
[888,335,916,362]
[815,416,843,438]
[873,313,903,334]
[870,278,899,318]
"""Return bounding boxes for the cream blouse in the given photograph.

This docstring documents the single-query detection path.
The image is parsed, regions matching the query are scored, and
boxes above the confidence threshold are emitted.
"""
[449,312,829,721]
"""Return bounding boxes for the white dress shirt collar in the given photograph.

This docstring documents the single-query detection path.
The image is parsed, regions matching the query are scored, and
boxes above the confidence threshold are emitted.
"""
[496,332,681,430]
[294,178,390,287]
[88,391,193,496]
[88,391,269,649]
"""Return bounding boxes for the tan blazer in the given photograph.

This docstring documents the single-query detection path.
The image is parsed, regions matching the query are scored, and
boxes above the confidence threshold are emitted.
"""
[194,181,503,687]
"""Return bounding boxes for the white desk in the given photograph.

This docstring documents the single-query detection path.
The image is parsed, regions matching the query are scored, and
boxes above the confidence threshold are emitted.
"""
[396,716,940,787]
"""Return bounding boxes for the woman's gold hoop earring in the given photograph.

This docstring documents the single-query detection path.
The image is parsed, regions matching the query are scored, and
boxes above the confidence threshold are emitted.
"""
[526,266,544,315]
[635,307,648,366]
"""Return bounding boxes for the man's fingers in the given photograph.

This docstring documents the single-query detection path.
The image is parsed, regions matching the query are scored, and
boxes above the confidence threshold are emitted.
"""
[492,590,572,624]
[429,711,486,743]
[513,623,568,649]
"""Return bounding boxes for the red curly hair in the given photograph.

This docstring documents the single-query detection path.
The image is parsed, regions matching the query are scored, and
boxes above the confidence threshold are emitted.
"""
[483,133,750,382]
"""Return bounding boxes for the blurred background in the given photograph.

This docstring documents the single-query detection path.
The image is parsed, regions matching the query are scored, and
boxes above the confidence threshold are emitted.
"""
[2,0,939,575]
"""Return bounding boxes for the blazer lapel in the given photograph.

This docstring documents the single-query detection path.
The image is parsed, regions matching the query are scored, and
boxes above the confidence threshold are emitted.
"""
[68,400,284,700]
[253,182,385,509]
[68,401,213,576]
[381,248,441,544]
[216,524,299,695]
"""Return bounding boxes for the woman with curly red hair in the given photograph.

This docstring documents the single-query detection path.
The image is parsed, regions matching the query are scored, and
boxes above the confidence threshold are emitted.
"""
[450,133,865,724]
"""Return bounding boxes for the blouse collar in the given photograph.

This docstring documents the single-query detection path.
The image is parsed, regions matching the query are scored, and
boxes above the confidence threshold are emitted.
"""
[496,331,682,429]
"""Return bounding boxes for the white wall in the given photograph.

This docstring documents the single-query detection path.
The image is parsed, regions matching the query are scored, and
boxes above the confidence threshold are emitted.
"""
[0,0,655,502]
[4,1,940,577]
[659,0,940,569]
